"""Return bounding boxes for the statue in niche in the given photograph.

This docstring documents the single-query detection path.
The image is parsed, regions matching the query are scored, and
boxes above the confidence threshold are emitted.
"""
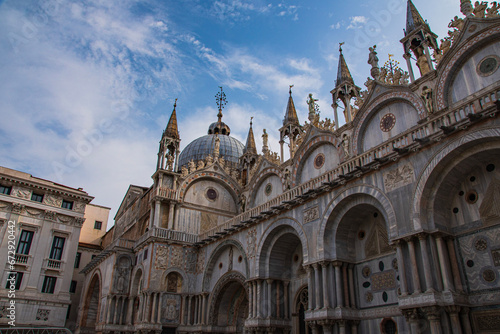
[421,86,434,114]
[239,194,246,213]
[342,134,350,158]
[368,45,380,79]
[415,47,431,76]
[166,153,174,170]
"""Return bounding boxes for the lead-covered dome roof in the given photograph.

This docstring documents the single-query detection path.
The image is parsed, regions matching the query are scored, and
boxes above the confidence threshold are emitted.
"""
[178,134,244,169]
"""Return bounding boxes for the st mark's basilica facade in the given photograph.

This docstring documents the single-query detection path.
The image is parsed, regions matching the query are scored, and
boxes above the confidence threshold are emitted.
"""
[75,1,500,333]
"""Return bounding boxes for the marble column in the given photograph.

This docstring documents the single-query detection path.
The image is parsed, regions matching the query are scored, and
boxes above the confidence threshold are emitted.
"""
[418,234,434,292]
[153,201,161,228]
[253,280,258,318]
[334,262,343,307]
[338,320,346,334]
[267,279,273,318]
[348,264,356,308]
[276,281,281,319]
[351,320,360,334]
[312,263,321,309]
[126,297,134,325]
[407,238,422,294]
[202,292,208,325]
[180,295,187,325]
[248,281,253,319]
[321,262,330,308]
[460,307,473,334]
[403,53,416,83]
[329,263,336,308]
[106,296,112,324]
[425,306,442,334]
[404,309,420,334]
[446,237,464,292]
[436,235,453,291]
[342,263,350,307]
[150,293,157,323]
[319,320,333,334]
[187,295,192,325]
[120,297,126,325]
[284,281,289,320]
[257,280,263,318]
[167,203,175,229]
[395,240,408,295]
[447,306,463,334]
[306,266,314,310]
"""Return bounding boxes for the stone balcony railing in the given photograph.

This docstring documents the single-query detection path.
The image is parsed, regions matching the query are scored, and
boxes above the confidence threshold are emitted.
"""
[44,258,63,271]
[15,253,29,265]
[134,226,198,248]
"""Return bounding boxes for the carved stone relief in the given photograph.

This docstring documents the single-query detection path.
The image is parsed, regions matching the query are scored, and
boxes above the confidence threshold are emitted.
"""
[383,163,415,192]
[36,309,50,321]
[303,206,319,224]
[44,194,62,207]
[247,227,257,259]
[155,246,169,270]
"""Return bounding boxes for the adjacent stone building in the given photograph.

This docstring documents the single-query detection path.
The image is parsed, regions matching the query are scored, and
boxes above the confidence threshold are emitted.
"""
[66,203,111,331]
[76,1,500,333]
[0,166,93,328]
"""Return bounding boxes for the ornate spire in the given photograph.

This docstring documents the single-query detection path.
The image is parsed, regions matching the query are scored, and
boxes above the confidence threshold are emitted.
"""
[215,86,227,123]
[336,43,354,87]
[244,117,257,155]
[164,99,179,139]
[405,0,427,35]
[283,85,299,126]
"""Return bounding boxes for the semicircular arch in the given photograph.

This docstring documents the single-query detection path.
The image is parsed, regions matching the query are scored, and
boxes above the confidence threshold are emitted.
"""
[202,239,249,291]
[317,185,397,260]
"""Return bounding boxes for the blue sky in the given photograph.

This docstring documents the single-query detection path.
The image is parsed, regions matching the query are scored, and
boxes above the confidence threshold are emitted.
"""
[0,0,461,224]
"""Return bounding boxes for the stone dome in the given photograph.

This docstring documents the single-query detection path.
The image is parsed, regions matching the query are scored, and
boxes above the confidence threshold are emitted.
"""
[178,134,244,169]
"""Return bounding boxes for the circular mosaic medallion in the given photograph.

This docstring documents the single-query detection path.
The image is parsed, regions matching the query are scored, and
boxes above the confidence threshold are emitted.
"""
[206,188,218,201]
[482,268,497,283]
[474,237,488,252]
[365,291,373,302]
[314,153,325,169]
[362,266,371,278]
[466,190,478,204]
[380,113,396,132]
[477,55,500,77]
[264,183,272,196]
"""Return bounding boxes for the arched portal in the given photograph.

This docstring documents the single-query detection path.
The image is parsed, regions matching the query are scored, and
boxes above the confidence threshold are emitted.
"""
[294,286,310,334]
[81,273,101,331]
[209,272,248,333]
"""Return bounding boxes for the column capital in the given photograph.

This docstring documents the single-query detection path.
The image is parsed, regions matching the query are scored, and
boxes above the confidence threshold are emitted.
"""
[424,306,441,320]
[445,305,461,314]
[266,278,274,284]
[417,232,429,240]
[317,319,335,326]
[320,261,330,268]
[403,308,419,321]
[331,260,343,267]
[311,262,320,269]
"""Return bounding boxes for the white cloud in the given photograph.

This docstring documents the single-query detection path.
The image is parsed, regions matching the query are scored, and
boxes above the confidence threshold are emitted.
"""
[347,15,368,30]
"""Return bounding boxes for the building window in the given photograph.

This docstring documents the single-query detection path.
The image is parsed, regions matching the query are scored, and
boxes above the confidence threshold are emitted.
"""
[31,193,43,202]
[66,305,71,320]
[94,221,102,230]
[17,230,34,255]
[49,236,65,260]
[0,185,11,195]
[5,272,23,290]
[74,252,81,269]
[143,249,148,260]
[92,255,96,259]
[69,280,77,293]
[41,276,57,293]
[61,200,73,210]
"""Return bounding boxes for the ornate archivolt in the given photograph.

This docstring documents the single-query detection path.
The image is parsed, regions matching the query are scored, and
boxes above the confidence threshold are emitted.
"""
[411,127,500,231]
[317,185,397,259]
[435,25,500,110]
[352,91,426,156]
[178,171,240,202]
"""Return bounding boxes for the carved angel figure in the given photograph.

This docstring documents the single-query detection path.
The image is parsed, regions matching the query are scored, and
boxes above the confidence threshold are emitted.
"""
[440,38,452,55]
[448,16,464,31]
[473,1,488,18]
[487,2,500,17]
[378,67,388,83]
[197,160,205,170]
[421,86,434,114]
[181,166,189,177]
[393,69,402,85]
[188,160,196,173]
[205,154,213,166]
[166,153,174,170]
[401,71,410,85]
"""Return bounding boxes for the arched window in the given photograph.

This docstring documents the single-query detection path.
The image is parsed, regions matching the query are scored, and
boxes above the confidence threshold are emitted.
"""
[165,272,182,293]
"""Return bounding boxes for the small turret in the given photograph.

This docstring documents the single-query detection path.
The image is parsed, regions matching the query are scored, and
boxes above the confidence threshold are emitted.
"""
[400,0,439,81]
[331,43,362,127]
[279,85,302,161]
[157,100,181,172]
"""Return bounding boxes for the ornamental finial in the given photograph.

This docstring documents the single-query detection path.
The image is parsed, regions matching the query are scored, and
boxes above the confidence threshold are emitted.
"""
[339,42,345,53]
[215,86,227,123]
